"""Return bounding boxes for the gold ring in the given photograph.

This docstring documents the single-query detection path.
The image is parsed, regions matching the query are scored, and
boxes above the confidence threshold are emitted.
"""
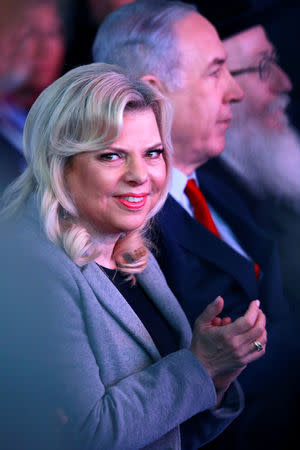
[253,340,263,352]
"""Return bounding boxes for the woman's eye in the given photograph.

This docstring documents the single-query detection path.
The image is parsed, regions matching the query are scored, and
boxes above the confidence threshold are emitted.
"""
[98,152,121,161]
[146,148,164,158]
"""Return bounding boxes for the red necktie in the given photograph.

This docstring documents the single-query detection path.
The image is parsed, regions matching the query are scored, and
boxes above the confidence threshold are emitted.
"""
[184,179,221,238]
[184,179,260,280]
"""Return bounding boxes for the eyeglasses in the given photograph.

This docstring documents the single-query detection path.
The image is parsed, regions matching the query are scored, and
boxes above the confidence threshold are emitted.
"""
[230,51,278,82]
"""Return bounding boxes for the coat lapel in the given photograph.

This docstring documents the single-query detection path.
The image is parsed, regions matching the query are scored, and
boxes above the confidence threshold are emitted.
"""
[137,253,192,349]
[81,262,161,361]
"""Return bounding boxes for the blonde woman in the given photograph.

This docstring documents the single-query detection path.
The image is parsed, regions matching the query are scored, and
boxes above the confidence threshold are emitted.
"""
[0,63,266,450]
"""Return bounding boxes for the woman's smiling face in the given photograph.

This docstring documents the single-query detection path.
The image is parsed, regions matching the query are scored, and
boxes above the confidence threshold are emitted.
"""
[65,108,167,238]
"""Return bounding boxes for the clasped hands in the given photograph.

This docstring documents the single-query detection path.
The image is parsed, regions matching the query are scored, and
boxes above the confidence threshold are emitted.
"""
[190,296,267,401]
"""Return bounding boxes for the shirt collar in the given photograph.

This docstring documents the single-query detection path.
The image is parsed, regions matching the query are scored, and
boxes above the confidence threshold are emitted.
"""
[170,167,197,201]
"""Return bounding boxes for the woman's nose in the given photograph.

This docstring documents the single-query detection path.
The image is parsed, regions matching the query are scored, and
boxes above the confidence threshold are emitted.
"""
[124,156,148,185]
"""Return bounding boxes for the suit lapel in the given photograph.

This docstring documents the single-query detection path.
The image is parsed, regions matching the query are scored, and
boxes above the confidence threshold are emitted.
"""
[159,195,258,299]
[198,168,276,273]
[81,262,161,361]
[197,160,288,319]
[201,183,288,315]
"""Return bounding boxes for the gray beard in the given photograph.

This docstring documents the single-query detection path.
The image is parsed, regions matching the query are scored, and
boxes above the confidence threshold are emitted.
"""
[221,112,300,212]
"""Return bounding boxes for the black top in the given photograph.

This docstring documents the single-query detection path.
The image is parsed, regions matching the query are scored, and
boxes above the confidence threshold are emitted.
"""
[99,266,178,357]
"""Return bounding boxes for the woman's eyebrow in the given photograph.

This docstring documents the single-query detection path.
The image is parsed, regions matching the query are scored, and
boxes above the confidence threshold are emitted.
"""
[107,142,163,152]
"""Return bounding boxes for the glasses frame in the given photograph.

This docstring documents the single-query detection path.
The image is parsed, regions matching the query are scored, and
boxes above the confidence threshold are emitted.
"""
[230,50,278,82]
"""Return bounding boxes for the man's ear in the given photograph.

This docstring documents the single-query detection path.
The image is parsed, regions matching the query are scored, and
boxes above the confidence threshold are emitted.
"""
[141,74,166,93]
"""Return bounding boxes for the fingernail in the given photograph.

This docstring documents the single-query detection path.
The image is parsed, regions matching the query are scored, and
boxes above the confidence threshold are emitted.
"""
[214,296,221,304]
[255,300,260,307]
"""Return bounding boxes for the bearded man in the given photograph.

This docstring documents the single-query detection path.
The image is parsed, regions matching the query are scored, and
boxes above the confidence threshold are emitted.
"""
[203,23,300,314]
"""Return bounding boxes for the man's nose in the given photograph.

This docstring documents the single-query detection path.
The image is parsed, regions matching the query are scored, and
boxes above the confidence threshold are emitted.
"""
[270,65,292,94]
[224,70,244,104]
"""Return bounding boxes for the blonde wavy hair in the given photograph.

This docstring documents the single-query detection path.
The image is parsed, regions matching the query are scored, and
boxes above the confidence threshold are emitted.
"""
[0,63,173,277]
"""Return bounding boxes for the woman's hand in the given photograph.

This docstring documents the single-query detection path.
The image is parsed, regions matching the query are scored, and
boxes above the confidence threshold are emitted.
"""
[190,296,267,392]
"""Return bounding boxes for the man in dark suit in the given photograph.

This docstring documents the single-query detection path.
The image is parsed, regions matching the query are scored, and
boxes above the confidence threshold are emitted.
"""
[92,1,299,448]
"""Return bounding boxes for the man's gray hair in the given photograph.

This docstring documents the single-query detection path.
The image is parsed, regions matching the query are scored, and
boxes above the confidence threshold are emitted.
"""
[93,0,197,92]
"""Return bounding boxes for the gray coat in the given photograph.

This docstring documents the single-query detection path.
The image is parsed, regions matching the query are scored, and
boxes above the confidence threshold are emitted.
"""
[0,196,244,450]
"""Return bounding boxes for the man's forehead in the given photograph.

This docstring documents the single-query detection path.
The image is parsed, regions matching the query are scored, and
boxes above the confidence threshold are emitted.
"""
[223,25,273,67]
[175,12,226,67]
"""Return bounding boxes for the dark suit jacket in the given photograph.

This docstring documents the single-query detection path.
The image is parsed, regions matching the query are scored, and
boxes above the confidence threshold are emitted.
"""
[153,163,299,450]
[204,156,300,316]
